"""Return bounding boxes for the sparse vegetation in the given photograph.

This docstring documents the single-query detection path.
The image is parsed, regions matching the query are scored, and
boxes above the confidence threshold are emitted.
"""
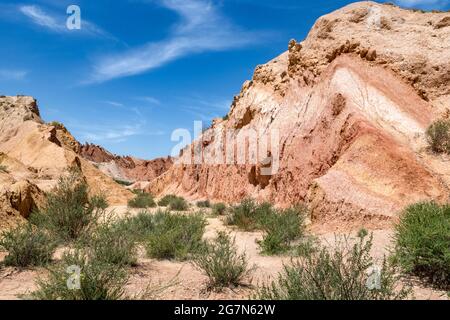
[114,178,133,187]
[259,206,307,255]
[121,211,155,242]
[212,203,227,216]
[86,221,138,267]
[256,234,410,300]
[169,196,189,211]
[193,232,251,289]
[393,202,450,289]
[128,191,156,209]
[145,211,206,261]
[226,199,273,231]
[426,119,450,154]
[197,200,211,208]
[32,250,128,300]
[90,194,109,210]
[0,164,8,173]
[0,223,56,268]
[157,194,179,207]
[30,169,103,243]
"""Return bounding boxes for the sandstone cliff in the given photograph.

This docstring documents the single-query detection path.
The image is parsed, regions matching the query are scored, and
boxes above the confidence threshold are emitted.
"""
[147,2,450,229]
[80,143,173,184]
[0,96,133,228]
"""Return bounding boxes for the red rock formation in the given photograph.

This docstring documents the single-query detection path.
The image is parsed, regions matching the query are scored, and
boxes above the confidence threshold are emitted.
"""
[147,2,450,229]
[80,143,173,183]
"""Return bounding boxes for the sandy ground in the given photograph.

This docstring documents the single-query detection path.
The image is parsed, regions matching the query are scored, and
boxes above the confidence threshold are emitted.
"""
[0,206,448,300]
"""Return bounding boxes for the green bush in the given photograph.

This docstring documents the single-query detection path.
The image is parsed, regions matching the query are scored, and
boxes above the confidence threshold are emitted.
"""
[256,234,410,300]
[90,194,109,210]
[145,211,205,261]
[128,192,156,209]
[426,119,450,154]
[226,199,273,231]
[114,179,133,186]
[30,169,102,243]
[157,194,179,207]
[32,250,128,300]
[0,223,57,268]
[169,197,189,211]
[86,221,138,266]
[121,211,155,242]
[259,206,306,255]
[212,203,227,216]
[197,200,211,208]
[193,232,250,289]
[393,202,450,289]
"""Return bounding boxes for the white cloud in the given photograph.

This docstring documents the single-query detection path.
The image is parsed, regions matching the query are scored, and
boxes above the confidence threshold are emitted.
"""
[19,5,114,39]
[135,96,161,105]
[102,101,124,107]
[0,69,27,80]
[88,0,267,83]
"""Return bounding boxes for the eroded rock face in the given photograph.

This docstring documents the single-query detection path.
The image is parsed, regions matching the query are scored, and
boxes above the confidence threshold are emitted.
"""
[147,2,450,229]
[0,96,133,229]
[80,143,173,183]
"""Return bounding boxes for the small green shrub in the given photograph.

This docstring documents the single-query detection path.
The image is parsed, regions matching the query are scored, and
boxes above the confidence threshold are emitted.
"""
[393,202,450,289]
[259,207,306,255]
[90,194,109,210]
[226,199,273,231]
[122,211,155,242]
[193,232,250,289]
[145,211,206,261]
[426,119,450,154]
[32,250,128,300]
[30,169,102,243]
[0,224,56,268]
[256,234,410,300]
[197,200,211,208]
[212,203,227,216]
[86,221,138,266]
[128,192,156,209]
[157,194,179,207]
[114,179,133,186]
[169,197,189,211]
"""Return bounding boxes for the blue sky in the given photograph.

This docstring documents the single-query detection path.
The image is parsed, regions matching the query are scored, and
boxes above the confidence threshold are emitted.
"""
[1,0,449,159]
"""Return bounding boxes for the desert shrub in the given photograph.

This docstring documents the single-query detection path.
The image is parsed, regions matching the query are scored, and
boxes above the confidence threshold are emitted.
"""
[393,202,450,289]
[426,119,450,154]
[30,169,102,243]
[90,194,109,210]
[256,234,410,300]
[114,178,133,186]
[121,211,155,242]
[259,206,307,255]
[193,232,250,289]
[226,199,273,231]
[169,197,189,211]
[32,250,128,300]
[0,164,8,173]
[0,223,56,268]
[145,211,205,261]
[197,200,211,208]
[212,203,227,216]
[86,221,138,266]
[157,194,179,207]
[127,192,156,209]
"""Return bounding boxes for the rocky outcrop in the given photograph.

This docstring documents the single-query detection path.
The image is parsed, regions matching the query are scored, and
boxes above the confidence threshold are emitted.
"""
[147,2,450,230]
[0,96,133,229]
[80,143,173,184]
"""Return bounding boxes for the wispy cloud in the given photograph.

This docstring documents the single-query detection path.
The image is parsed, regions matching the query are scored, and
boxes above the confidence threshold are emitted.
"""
[0,69,27,81]
[135,96,161,105]
[18,5,115,39]
[88,0,268,83]
[181,96,231,121]
[102,101,124,107]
